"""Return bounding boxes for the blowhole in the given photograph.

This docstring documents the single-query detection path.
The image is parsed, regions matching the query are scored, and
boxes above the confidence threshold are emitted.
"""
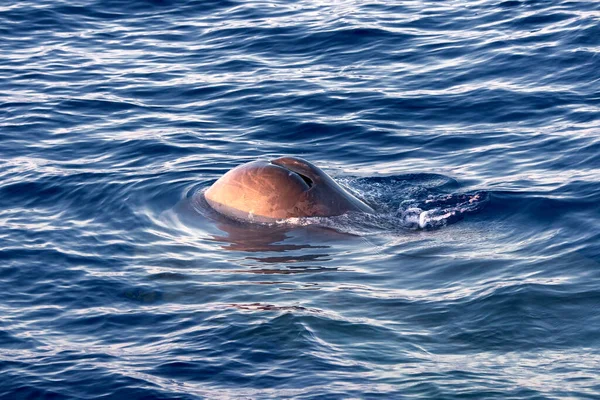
[298,173,313,188]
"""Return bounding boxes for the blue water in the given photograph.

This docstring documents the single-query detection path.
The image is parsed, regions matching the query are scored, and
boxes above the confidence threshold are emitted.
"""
[1,0,599,398]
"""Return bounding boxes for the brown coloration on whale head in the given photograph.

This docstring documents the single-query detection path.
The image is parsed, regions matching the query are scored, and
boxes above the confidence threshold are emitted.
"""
[204,157,374,222]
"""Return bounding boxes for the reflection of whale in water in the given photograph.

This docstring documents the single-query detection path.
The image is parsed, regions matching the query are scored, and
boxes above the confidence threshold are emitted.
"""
[210,220,343,275]
[209,220,328,253]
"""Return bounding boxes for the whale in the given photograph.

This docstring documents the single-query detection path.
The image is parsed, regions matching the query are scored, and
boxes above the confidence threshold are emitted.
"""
[204,156,374,223]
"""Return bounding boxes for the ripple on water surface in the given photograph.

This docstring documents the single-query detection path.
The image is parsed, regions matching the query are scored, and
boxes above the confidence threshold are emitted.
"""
[1,0,599,398]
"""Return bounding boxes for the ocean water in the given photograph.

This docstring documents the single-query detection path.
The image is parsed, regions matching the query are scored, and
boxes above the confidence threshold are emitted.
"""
[1,0,599,398]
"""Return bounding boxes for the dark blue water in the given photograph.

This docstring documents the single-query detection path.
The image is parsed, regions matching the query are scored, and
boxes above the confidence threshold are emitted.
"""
[1,0,599,398]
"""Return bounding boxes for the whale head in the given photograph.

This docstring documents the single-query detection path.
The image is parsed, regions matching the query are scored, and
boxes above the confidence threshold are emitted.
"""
[204,157,373,222]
